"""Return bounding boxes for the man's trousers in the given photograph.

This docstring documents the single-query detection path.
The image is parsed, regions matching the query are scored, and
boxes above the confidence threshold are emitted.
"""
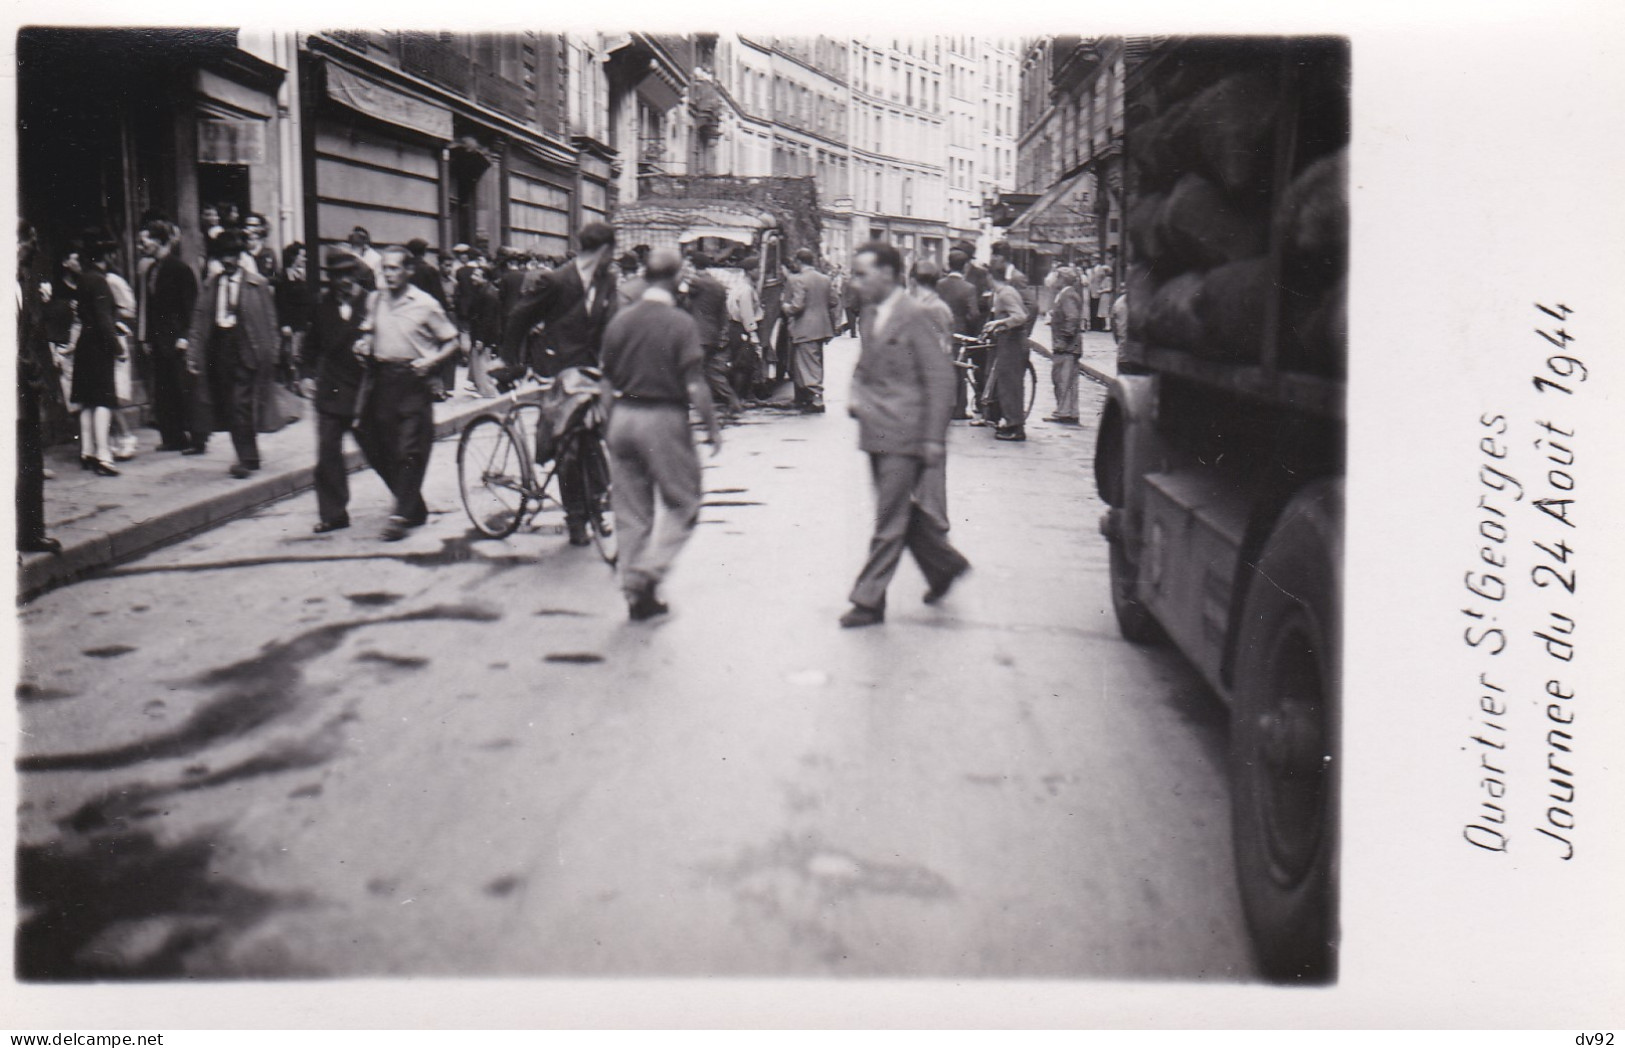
[849,452,968,611]
[606,402,702,598]
[791,338,826,406]
[359,363,435,524]
[1051,350,1080,418]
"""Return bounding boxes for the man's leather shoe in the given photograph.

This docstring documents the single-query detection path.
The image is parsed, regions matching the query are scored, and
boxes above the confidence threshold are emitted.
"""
[802,403,826,414]
[567,522,592,547]
[155,442,187,452]
[1043,414,1079,424]
[628,591,669,622]
[924,562,971,605]
[92,460,120,477]
[379,515,411,542]
[228,463,257,479]
[313,518,350,534]
[19,536,62,555]
[994,429,1027,442]
[839,605,885,628]
[181,445,207,456]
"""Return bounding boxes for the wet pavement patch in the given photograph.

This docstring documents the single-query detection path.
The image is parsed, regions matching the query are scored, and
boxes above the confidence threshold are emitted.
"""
[544,652,605,665]
[533,608,590,618]
[344,592,404,607]
[479,738,518,751]
[355,651,430,670]
[707,487,750,494]
[20,604,500,774]
[703,500,764,508]
[16,682,77,703]
[15,828,304,981]
[82,645,137,659]
[289,783,323,800]
[484,875,523,898]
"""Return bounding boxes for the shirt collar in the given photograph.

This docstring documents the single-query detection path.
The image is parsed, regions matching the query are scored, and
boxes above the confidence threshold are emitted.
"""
[641,286,675,306]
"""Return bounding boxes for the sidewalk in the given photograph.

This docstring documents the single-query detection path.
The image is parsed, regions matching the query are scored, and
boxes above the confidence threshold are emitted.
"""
[19,372,534,601]
[1029,319,1120,384]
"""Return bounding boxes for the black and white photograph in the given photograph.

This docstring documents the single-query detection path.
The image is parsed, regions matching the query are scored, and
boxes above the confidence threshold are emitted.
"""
[3,7,1621,1034]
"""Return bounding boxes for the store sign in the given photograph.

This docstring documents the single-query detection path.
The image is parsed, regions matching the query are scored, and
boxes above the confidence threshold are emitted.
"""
[198,120,266,165]
[326,62,453,141]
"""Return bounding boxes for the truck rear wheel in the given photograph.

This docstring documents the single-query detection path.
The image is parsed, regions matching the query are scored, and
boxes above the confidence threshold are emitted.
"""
[1108,528,1162,645]
[1230,480,1340,983]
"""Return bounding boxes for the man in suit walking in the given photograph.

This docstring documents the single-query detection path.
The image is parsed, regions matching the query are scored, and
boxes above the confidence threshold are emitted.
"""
[840,241,971,629]
[501,221,620,545]
[136,219,199,452]
[179,230,280,477]
[600,247,723,621]
[783,248,841,414]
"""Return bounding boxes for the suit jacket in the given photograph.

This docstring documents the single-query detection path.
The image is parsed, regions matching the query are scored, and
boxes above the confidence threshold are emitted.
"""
[680,273,729,348]
[502,259,618,374]
[1049,285,1084,349]
[935,272,980,337]
[185,268,279,372]
[301,291,368,417]
[410,258,449,310]
[784,268,839,344]
[850,292,956,457]
[145,253,199,348]
[468,283,502,346]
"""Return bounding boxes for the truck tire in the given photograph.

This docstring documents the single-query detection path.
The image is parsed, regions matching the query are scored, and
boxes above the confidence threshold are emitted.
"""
[1108,531,1163,645]
[1229,479,1341,983]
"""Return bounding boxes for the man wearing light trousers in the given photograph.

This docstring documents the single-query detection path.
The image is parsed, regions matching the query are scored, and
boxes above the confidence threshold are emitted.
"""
[600,248,723,622]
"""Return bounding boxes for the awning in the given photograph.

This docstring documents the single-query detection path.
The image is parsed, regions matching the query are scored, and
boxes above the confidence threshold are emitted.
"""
[326,62,453,141]
[1005,169,1098,252]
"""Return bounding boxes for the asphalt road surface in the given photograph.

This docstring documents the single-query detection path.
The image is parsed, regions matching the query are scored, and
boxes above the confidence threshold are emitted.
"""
[15,334,1256,981]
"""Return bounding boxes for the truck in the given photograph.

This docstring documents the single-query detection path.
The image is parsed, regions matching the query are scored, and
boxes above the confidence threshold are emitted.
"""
[615,174,823,394]
[1095,36,1349,981]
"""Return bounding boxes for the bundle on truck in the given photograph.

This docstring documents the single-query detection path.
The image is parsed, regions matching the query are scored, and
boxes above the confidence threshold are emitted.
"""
[1096,36,1348,982]
[615,174,821,363]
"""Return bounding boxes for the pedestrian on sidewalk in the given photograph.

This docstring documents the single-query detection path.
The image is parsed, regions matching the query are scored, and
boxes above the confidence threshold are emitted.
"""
[500,221,620,546]
[599,247,723,621]
[1044,266,1084,424]
[17,220,62,553]
[465,264,503,398]
[300,254,384,534]
[981,262,1031,442]
[68,236,125,476]
[678,252,738,418]
[180,229,281,477]
[404,238,455,400]
[1088,252,1115,332]
[907,258,958,525]
[839,241,970,629]
[137,220,199,453]
[347,227,385,290]
[356,246,461,542]
[937,250,981,421]
[276,242,315,395]
[784,248,839,413]
[103,259,143,461]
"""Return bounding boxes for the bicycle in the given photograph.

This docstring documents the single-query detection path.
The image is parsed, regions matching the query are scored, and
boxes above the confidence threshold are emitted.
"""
[951,331,1038,421]
[456,367,617,565]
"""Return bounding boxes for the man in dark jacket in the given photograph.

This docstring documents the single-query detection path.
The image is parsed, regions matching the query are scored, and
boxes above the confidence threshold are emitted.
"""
[783,248,840,413]
[499,221,620,544]
[938,250,982,420]
[16,220,60,553]
[679,252,737,417]
[137,219,200,451]
[300,254,383,533]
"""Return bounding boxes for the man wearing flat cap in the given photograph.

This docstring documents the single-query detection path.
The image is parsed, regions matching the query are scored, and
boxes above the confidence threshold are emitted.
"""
[300,253,384,534]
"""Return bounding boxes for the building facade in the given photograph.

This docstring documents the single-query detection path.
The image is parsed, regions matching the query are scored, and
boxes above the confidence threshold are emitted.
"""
[1007,36,1126,277]
[846,37,950,267]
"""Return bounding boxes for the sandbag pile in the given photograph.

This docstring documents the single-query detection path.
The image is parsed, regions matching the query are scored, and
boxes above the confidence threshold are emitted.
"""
[1128,61,1347,378]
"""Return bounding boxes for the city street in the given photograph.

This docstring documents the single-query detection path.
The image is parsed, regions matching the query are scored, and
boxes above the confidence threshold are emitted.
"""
[15,334,1255,982]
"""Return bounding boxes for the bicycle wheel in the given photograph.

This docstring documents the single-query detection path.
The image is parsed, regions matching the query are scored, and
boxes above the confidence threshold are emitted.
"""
[457,414,531,539]
[1024,359,1038,420]
[575,433,618,566]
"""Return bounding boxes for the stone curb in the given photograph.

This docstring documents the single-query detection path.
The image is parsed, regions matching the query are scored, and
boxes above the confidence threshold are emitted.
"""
[19,389,537,602]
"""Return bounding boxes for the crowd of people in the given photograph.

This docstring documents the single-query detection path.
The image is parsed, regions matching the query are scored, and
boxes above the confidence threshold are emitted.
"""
[16,205,1116,629]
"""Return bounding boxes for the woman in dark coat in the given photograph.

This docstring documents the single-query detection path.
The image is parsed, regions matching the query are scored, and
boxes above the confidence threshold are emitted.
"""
[68,238,125,475]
